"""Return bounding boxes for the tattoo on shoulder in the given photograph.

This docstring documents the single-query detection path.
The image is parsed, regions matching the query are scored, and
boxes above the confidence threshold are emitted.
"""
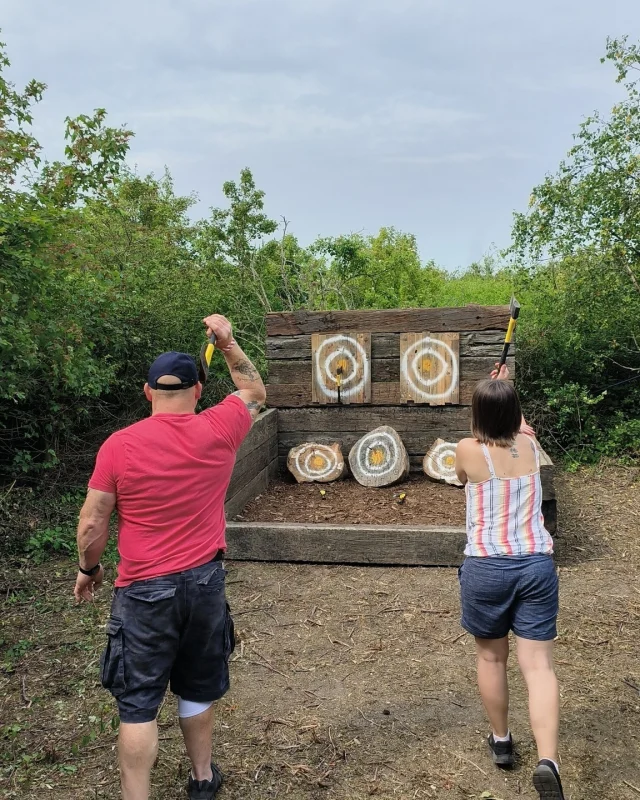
[510,446,519,459]
[232,359,259,382]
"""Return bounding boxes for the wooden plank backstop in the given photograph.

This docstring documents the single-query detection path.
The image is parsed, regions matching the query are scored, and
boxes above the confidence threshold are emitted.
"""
[265,305,513,472]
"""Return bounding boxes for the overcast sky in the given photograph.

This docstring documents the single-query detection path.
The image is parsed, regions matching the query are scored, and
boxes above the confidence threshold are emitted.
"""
[3,0,640,269]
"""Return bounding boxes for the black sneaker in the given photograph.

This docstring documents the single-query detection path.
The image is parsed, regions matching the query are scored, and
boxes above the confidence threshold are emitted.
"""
[533,760,565,799]
[488,733,515,767]
[188,762,224,799]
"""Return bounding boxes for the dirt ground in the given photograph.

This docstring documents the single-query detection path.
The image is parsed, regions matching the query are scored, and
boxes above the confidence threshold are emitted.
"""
[239,475,467,526]
[1,466,640,799]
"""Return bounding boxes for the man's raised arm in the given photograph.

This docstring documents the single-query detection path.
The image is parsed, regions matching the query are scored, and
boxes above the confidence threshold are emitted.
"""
[203,314,266,422]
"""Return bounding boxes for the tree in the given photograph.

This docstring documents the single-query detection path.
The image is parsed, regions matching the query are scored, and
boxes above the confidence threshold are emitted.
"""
[510,37,640,456]
[0,39,134,475]
[512,37,640,297]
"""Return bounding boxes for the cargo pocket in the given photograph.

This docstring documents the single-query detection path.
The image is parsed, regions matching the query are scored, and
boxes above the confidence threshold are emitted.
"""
[100,616,125,697]
[223,602,235,661]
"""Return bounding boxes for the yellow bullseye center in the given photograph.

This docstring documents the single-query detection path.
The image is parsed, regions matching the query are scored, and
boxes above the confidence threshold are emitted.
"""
[335,358,349,375]
[421,357,432,372]
[444,455,455,467]
[311,455,326,470]
[369,448,385,466]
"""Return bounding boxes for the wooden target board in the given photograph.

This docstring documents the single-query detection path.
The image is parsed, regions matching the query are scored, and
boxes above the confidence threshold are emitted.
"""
[423,438,462,486]
[287,442,345,483]
[400,333,460,405]
[348,426,410,487]
[311,332,371,404]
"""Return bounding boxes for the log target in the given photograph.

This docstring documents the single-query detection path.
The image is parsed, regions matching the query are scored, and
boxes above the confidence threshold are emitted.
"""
[400,332,460,405]
[287,442,345,483]
[311,332,371,404]
[423,438,462,486]
[348,426,410,487]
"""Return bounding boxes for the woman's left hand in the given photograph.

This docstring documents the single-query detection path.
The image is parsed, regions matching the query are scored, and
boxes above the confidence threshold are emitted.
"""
[490,362,510,380]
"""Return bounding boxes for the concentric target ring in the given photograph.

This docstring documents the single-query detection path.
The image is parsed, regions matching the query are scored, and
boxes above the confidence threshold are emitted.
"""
[424,440,461,485]
[314,335,369,400]
[401,336,458,402]
[294,444,339,480]
[354,431,398,479]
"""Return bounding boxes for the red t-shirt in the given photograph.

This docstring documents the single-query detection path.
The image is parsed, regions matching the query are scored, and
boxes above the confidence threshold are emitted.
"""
[88,395,252,587]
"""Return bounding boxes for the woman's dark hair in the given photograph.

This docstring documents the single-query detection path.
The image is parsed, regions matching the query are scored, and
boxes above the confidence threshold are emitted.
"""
[471,379,522,447]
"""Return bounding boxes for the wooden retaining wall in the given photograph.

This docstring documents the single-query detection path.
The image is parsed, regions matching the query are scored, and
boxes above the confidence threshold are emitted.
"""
[225,522,467,566]
[225,409,278,520]
[265,305,512,472]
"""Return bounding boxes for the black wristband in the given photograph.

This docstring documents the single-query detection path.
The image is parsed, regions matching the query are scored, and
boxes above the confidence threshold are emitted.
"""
[79,563,101,577]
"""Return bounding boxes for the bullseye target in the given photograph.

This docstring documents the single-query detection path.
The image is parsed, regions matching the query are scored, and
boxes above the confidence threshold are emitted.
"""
[312,332,371,404]
[348,426,409,488]
[423,438,462,486]
[400,333,459,405]
[287,442,345,483]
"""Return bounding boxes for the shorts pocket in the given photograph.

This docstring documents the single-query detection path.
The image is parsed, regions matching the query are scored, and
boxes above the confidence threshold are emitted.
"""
[124,584,177,604]
[224,602,235,661]
[100,616,125,697]
[196,565,225,591]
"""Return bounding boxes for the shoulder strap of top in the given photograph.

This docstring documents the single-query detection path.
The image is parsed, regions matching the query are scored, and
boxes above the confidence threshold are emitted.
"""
[480,443,496,478]
[529,436,540,469]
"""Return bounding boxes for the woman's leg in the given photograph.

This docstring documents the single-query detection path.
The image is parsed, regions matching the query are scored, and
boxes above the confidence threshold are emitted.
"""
[516,637,559,763]
[475,635,510,737]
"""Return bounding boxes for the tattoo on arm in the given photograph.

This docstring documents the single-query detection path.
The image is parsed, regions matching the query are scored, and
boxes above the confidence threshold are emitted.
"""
[232,391,263,417]
[231,359,259,382]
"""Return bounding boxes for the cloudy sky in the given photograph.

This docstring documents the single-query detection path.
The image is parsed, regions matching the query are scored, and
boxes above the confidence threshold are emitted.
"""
[3,0,640,268]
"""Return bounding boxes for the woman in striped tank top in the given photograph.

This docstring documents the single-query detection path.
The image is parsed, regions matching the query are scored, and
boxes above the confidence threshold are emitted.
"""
[455,369,564,800]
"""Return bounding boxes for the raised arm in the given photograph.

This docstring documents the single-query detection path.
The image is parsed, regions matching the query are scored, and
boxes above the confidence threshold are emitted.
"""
[490,362,534,437]
[202,314,267,422]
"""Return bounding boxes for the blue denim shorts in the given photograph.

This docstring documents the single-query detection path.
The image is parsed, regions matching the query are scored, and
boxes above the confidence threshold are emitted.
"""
[100,558,235,723]
[459,555,558,641]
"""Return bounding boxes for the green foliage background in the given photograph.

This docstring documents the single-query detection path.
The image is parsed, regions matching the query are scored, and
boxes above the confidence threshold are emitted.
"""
[1,35,639,490]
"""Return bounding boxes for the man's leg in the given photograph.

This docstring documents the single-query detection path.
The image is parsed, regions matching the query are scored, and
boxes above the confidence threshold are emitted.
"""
[118,720,158,800]
[179,701,215,781]
[475,635,510,738]
[516,637,559,763]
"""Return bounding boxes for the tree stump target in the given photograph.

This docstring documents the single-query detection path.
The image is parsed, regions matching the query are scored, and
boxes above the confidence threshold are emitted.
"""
[287,442,345,483]
[400,333,460,405]
[311,332,371,404]
[423,438,463,486]
[348,426,410,487]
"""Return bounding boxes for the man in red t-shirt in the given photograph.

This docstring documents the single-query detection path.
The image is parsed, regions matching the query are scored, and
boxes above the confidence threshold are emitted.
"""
[74,315,266,800]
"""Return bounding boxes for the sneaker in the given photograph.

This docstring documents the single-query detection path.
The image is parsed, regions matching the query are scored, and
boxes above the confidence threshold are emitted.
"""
[188,762,224,799]
[533,759,565,800]
[488,733,515,767]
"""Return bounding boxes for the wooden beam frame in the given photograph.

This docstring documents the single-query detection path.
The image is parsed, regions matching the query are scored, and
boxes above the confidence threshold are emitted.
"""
[225,521,466,566]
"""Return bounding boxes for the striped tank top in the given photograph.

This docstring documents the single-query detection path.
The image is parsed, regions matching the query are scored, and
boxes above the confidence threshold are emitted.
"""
[464,440,553,558]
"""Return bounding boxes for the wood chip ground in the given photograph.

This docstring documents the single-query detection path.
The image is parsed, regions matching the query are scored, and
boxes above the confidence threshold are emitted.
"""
[1,466,639,799]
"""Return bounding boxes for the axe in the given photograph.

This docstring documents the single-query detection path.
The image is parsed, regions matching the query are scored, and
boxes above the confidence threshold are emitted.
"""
[198,333,217,383]
[498,296,520,369]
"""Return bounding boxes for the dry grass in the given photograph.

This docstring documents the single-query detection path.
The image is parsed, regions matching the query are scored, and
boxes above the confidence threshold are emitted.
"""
[1,466,639,799]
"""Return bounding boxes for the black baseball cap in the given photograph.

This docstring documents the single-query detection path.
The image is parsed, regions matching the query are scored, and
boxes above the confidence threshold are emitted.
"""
[148,352,199,390]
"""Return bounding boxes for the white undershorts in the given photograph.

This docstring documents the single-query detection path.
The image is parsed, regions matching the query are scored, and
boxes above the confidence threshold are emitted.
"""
[177,697,213,718]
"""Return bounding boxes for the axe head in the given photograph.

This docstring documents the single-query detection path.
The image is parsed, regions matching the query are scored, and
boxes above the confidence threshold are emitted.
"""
[509,296,521,320]
[198,334,217,383]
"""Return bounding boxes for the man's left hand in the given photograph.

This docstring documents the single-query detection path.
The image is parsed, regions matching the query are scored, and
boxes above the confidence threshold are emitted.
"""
[74,566,104,604]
